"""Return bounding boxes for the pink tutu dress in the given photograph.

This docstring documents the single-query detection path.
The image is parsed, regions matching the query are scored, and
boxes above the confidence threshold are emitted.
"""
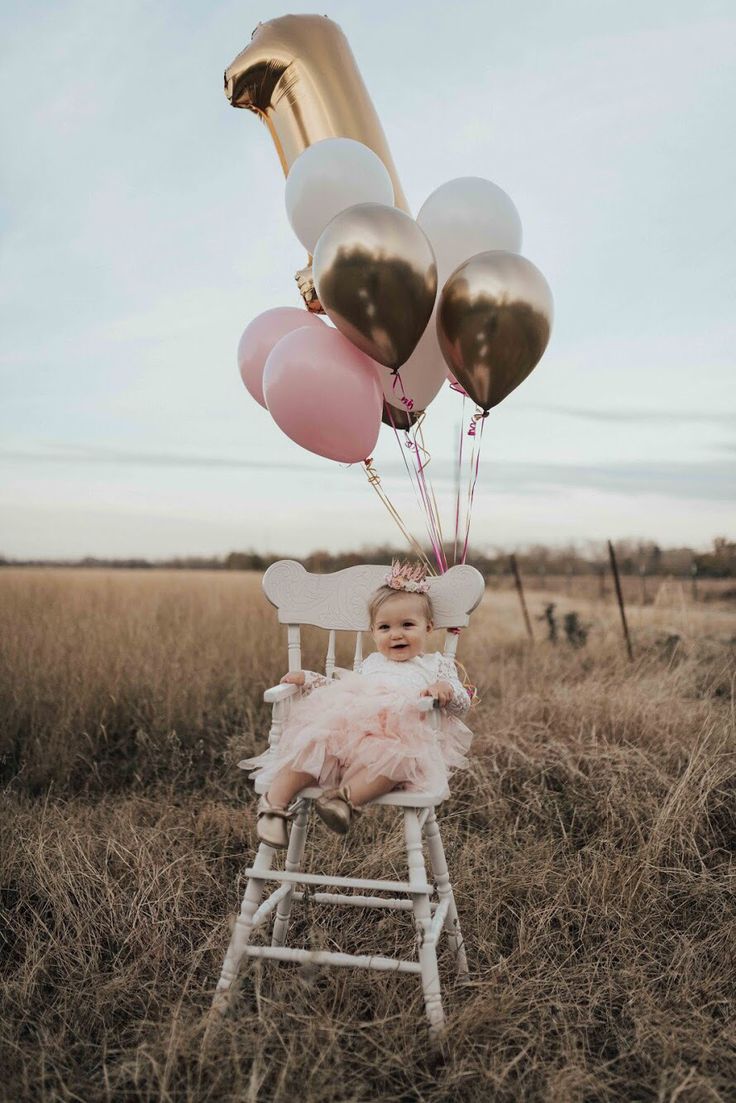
[239,651,473,794]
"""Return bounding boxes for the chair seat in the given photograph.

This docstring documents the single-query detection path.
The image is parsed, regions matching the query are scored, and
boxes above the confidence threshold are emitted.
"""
[253,778,449,807]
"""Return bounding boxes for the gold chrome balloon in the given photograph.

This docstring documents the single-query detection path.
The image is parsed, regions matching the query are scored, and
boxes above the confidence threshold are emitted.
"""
[314,204,437,371]
[437,251,553,410]
[224,15,409,213]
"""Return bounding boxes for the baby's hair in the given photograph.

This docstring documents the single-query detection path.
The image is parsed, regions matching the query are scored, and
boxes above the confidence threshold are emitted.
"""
[368,586,433,627]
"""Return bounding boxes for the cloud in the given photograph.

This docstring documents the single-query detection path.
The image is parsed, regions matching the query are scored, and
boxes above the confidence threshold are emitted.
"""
[0,445,318,474]
[482,459,735,502]
[528,405,736,426]
[1,444,733,502]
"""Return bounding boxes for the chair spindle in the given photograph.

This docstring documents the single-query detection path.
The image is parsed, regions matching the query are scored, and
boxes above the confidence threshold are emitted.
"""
[353,632,363,672]
[287,625,302,672]
[325,630,336,679]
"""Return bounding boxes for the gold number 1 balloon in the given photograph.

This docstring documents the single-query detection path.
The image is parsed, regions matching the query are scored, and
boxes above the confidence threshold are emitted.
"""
[224,14,409,210]
[225,14,410,309]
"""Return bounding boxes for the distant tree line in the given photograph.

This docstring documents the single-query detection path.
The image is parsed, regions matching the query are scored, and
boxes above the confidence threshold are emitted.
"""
[2,537,734,577]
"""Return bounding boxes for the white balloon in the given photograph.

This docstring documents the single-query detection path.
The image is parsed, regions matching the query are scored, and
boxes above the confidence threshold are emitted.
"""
[285,138,394,253]
[417,177,522,289]
[382,308,447,412]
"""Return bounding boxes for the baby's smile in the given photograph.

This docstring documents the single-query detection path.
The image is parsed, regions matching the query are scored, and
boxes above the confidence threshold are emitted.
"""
[371,593,433,662]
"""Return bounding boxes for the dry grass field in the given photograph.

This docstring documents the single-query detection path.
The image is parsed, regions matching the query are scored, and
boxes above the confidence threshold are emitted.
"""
[1,568,735,1102]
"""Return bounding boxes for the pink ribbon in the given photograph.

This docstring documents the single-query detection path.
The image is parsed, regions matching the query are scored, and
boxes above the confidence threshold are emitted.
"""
[384,408,445,573]
[459,413,488,564]
[391,369,415,411]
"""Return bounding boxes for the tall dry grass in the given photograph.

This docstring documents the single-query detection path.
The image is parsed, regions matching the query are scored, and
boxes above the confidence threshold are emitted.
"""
[1,568,735,1101]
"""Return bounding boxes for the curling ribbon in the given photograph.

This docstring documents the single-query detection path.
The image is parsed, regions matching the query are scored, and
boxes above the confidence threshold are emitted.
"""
[384,407,441,564]
[414,418,448,572]
[384,404,446,574]
[453,394,467,565]
[362,458,436,575]
[404,418,447,573]
[391,369,415,411]
[459,411,488,564]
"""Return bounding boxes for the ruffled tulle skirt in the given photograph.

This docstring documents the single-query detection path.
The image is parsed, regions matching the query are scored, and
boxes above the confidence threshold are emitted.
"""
[239,672,472,793]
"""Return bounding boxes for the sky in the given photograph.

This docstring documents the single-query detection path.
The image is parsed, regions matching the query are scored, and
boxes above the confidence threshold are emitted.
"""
[1,0,734,559]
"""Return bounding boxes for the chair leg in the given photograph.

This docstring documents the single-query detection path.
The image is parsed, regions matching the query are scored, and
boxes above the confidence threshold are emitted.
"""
[423,808,469,981]
[271,799,311,947]
[211,840,274,1014]
[403,808,445,1035]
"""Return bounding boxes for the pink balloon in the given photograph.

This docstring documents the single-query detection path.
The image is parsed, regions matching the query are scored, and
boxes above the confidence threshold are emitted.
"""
[263,326,383,463]
[446,369,469,397]
[237,307,325,408]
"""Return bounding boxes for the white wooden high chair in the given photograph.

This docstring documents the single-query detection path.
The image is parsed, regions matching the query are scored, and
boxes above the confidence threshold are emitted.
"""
[212,560,485,1034]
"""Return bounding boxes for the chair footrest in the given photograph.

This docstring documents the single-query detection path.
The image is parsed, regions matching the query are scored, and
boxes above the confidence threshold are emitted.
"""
[243,944,421,974]
[244,867,434,896]
[293,891,420,911]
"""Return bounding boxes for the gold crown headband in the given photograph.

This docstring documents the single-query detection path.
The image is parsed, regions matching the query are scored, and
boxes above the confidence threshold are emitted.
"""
[383,560,430,594]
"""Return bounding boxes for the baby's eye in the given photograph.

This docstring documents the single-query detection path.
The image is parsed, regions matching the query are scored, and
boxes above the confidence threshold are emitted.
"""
[403,621,416,628]
[377,624,389,631]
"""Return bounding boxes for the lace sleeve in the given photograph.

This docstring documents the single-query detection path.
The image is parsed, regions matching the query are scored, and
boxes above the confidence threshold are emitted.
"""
[437,654,472,715]
[301,670,329,695]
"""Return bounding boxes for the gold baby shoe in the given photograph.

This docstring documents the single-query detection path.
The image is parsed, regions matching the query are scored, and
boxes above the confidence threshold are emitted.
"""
[256,794,294,849]
[314,786,362,835]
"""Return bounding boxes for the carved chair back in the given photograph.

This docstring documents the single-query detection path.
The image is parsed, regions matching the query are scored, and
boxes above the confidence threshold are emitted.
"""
[262,560,486,678]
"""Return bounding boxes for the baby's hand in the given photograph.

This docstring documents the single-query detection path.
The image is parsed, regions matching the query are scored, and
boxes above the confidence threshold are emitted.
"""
[280,671,306,686]
[421,680,453,708]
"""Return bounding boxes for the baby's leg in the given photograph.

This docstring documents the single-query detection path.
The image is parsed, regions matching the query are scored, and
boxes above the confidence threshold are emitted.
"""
[343,766,396,807]
[268,767,316,808]
[313,767,395,835]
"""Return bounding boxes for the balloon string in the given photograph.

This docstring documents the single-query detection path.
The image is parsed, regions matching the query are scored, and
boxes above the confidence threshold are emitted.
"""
[414,459,442,569]
[384,405,441,563]
[362,459,436,576]
[409,442,443,573]
[390,369,415,412]
[460,412,487,564]
[385,383,446,572]
[461,414,484,563]
[412,420,444,566]
[445,627,479,703]
[392,409,445,574]
[407,418,447,573]
[386,405,436,564]
[454,655,479,705]
[461,413,478,554]
[414,418,448,572]
[453,394,466,566]
[460,410,481,558]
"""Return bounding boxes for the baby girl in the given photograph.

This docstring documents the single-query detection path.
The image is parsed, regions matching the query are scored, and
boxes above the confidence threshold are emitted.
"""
[239,561,472,848]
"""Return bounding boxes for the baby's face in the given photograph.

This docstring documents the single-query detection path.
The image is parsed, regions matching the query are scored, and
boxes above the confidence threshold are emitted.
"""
[371,594,432,662]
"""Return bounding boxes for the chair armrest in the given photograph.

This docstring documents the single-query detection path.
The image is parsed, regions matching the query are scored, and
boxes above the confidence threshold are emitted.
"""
[263,683,300,704]
[418,696,437,714]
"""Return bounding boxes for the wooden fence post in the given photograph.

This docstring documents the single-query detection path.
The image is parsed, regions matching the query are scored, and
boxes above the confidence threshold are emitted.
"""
[608,540,633,661]
[509,555,534,641]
